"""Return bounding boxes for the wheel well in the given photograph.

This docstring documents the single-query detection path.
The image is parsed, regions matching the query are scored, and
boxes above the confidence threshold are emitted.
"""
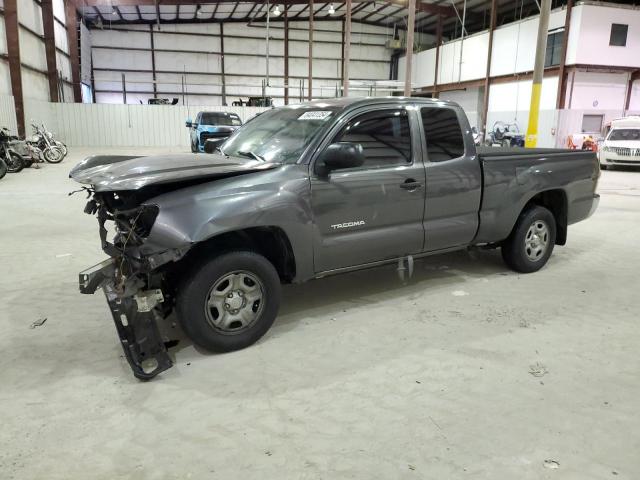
[183,227,296,283]
[526,190,568,245]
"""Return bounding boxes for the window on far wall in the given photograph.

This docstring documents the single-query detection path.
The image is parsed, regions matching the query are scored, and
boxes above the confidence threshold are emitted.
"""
[544,30,564,67]
[581,114,604,133]
[609,23,628,46]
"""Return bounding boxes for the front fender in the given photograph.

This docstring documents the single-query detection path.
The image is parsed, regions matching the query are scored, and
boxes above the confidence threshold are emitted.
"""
[142,165,315,281]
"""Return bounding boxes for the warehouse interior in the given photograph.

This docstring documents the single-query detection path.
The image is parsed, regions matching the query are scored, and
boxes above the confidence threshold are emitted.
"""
[1,0,639,478]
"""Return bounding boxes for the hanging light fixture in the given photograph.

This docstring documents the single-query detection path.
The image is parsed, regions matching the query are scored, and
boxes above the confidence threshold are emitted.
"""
[328,3,335,15]
[272,5,282,16]
[111,6,117,15]
[196,5,204,16]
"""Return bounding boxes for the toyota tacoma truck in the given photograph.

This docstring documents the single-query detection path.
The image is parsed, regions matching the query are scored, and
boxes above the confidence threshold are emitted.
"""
[70,97,600,380]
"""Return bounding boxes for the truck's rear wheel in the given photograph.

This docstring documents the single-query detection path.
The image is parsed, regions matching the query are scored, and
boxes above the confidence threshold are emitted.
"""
[502,205,556,273]
[176,251,281,352]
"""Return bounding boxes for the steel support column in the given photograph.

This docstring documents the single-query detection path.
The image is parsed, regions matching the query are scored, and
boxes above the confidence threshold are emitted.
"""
[432,15,442,98]
[65,0,82,102]
[284,6,290,104]
[42,0,60,102]
[624,70,640,112]
[149,25,157,98]
[220,22,227,105]
[343,0,352,97]
[4,0,24,136]
[403,0,416,96]
[525,0,551,148]
[308,0,314,100]
[481,0,497,135]
[555,0,573,109]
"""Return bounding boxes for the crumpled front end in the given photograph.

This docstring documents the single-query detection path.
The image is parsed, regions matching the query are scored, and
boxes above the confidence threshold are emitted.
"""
[79,190,188,380]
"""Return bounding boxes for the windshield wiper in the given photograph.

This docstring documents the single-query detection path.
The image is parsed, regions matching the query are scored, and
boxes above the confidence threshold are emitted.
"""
[236,150,265,162]
[215,146,228,157]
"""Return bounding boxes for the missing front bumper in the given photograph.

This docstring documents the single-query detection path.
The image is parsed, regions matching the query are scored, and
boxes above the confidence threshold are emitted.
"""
[79,260,173,380]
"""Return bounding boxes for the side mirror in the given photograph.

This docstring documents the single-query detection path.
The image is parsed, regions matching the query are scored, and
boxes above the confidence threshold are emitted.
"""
[185,119,193,128]
[316,142,365,175]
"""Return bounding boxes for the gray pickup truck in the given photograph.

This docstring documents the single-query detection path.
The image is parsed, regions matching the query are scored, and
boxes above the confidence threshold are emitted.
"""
[70,97,600,379]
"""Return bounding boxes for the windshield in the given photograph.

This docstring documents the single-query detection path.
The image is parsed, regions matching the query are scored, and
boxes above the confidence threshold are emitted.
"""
[221,106,340,163]
[608,128,640,141]
[201,113,242,126]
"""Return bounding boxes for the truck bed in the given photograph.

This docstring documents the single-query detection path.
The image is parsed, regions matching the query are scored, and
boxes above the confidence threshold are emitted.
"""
[473,146,599,245]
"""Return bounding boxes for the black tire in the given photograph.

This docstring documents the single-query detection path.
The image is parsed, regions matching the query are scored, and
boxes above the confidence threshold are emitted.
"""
[176,251,281,352]
[6,152,24,173]
[0,159,7,179]
[501,205,556,273]
[190,138,197,153]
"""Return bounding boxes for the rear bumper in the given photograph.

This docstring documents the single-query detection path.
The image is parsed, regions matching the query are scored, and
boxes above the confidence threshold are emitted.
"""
[79,259,173,380]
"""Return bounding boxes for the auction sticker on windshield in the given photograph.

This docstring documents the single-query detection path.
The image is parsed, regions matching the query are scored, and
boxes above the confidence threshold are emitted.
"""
[298,111,333,121]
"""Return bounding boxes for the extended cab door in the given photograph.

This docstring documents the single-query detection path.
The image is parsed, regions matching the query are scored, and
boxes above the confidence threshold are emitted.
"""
[310,107,426,273]
[418,105,482,251]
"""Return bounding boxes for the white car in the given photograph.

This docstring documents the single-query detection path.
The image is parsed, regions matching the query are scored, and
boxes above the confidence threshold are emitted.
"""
[599,116,640,169]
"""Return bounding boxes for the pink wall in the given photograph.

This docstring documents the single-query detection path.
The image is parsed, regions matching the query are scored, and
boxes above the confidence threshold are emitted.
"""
[569,4,640,68]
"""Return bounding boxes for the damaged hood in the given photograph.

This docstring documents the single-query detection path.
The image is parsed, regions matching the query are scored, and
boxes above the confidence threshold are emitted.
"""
[69,153,279,191]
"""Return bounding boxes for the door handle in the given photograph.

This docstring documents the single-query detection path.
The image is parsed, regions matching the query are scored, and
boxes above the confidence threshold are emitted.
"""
[400,179,423,191]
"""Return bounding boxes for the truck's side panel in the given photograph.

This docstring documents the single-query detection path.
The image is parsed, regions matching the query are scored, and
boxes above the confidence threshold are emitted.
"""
[309,107,427,273]
[418,104,483,252]
[143,165,318,282]
[473,150,598,244]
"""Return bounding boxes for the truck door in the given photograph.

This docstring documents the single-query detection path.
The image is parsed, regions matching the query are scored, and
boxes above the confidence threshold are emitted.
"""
[418,105,482,251]
[310,107,426,273]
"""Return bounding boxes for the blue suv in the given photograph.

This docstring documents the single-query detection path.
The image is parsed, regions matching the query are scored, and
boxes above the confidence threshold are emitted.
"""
[186,111,242,153]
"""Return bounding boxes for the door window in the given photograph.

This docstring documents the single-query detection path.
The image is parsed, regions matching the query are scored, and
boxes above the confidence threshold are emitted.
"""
[334,110,411,168]
[420,107,465,162]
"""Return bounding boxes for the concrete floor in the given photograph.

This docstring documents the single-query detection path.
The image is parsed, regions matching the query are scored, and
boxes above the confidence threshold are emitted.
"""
[1,148,639,480]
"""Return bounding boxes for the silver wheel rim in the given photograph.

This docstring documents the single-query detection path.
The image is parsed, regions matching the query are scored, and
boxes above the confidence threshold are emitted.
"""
[205,270,265,334]
[524,220,549,261]
[44,148,61,162]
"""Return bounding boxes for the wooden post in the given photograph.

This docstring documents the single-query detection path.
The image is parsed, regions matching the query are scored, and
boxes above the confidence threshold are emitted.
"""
[284,6,289,104]
[64,0,82,102]
[433,15,442,98]
[556,0,574,109]
[343,0,352,97]
[403,0,416,96]
[481,0,497,135]
[42,0,59,102]
[4,0,24,136]
[308,0,314,100]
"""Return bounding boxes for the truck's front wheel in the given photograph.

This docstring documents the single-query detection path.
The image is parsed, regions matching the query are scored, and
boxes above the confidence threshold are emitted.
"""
[501,205,556,273]
[177,251,281,352]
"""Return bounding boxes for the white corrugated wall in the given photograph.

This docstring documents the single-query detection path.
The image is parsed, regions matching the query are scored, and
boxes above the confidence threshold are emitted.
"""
[0,94,18,135]
[22,100,269,147]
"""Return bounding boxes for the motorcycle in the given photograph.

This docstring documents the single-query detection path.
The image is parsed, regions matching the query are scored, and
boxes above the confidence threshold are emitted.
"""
[26,123,65,164]
[0,127,25,173]
[42,123,67,157]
